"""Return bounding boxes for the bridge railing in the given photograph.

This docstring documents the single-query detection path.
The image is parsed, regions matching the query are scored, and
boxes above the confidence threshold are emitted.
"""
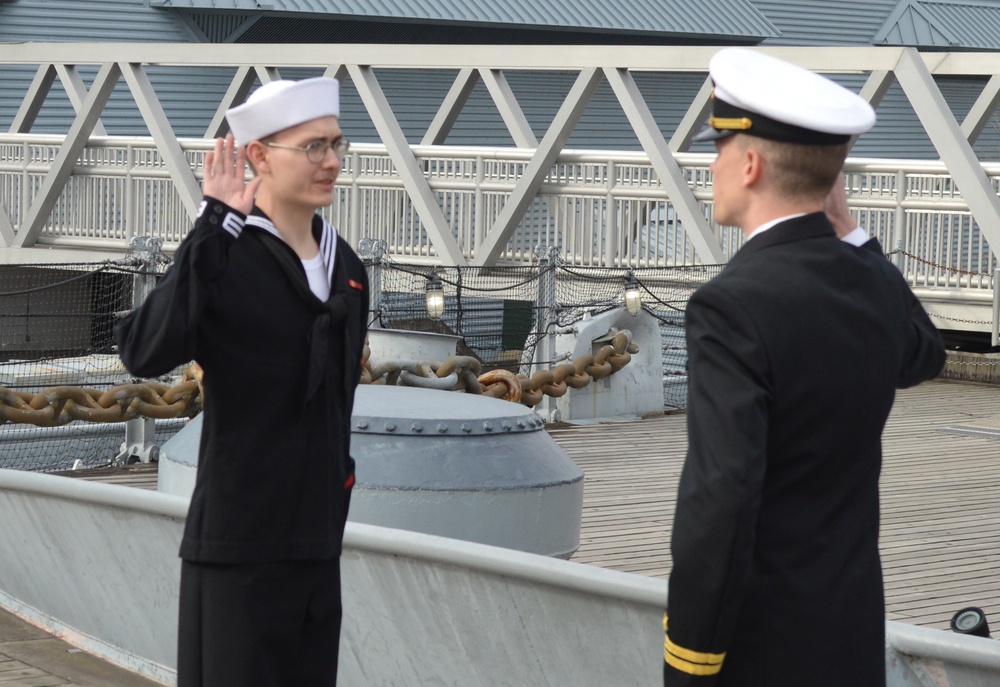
[0,133,997,290]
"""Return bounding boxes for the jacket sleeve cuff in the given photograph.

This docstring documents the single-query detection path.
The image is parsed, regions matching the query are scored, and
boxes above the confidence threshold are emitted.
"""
[196,197,246,238]
[663,613,726,682]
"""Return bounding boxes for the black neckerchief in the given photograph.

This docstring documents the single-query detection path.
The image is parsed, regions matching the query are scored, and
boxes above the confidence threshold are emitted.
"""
[245,209,355,403]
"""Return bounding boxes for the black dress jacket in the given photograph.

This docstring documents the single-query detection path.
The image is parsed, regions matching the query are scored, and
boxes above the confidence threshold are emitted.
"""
[115,198,369,563]
[664,213,945,686]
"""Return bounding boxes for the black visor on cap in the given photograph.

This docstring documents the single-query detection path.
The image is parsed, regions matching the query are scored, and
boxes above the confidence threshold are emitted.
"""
[694,97,852,146]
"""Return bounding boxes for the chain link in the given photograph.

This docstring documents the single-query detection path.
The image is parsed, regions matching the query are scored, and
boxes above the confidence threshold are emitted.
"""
[361,330,638,408]
[927,312,994,326]
[0,367,202,427]
[896,250,993,278]
[0,330,637,426]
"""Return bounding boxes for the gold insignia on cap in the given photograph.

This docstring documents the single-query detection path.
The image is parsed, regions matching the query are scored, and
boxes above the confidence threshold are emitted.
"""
[709,116,752,131]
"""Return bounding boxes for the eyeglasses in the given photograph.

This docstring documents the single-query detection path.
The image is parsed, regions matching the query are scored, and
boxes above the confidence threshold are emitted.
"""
[264,137,350,164]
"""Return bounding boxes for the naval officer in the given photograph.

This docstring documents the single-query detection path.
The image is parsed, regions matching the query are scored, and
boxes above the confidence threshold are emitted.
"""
[663,48,945,686]
[116,77,368,686]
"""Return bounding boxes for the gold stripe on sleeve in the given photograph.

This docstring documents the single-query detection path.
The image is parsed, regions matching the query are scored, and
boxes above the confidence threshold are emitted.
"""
[662,614,726,676]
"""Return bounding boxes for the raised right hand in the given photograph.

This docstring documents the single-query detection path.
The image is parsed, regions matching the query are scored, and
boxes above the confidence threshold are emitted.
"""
[203,133,262,215]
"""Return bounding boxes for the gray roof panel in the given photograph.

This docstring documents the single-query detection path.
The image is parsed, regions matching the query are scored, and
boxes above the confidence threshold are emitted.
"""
[753,0,901,46]
[152,0,781,39]
[875,0,1000,50]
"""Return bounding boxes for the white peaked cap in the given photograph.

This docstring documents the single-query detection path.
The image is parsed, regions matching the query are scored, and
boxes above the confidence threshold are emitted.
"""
[694,48,876,144]
[226,77,340,145]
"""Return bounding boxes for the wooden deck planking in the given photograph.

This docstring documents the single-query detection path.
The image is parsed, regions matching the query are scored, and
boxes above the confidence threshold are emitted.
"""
[556,379,1000,632]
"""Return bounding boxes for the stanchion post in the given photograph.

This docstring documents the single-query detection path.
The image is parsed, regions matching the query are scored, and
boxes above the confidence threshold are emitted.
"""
[993,268,1000,348]
[118,236,165,465]
[533,245,560,420]
[358,238,386,328]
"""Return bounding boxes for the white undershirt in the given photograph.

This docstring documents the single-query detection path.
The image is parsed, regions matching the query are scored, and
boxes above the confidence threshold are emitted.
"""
[302,253,330,301]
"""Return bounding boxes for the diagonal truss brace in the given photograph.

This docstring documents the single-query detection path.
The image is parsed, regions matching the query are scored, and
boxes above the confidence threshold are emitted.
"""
[474,68,603,266]
[15,62,121,248]
[120,62,202,219]
[604,67,725,265]
[850,70,895,149]
[204,65,282,139]
[0,198,14,246]
[422,68,538,148]
[670,76,714,153]
[9,63,107,135]
[961,74,1000,145]
[479,69,537,148]
[348,64,467,266]
[422,68,479,146]
[893,48,1000,262]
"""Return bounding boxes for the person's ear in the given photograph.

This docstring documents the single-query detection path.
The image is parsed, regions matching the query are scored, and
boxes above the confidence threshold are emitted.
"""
[743,147,764,187]
[246,141,269,175]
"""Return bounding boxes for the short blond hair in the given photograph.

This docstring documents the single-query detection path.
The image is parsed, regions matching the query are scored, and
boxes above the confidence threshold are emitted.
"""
[739,135,848,201]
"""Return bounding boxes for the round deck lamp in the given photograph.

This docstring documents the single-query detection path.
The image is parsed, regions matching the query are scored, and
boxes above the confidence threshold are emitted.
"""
[425,274,446,319]
[624,274,642,316]
[951,607,991,638]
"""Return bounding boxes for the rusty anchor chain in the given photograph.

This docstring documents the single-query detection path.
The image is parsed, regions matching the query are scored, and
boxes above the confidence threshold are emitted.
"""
[0,369,202,428]
[361,330,638,407]
[0,332,636,426]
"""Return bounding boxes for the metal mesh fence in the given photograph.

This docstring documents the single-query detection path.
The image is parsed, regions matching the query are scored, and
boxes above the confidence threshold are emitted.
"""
[1,252,719,472]
[370,256,722,408]
[0,260,184,472]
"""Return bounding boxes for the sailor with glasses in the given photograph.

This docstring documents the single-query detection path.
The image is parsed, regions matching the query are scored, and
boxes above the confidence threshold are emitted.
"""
[116,77,368,687]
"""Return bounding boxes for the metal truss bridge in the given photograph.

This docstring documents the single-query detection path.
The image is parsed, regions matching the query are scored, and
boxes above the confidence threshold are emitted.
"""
[1,43,1000,338]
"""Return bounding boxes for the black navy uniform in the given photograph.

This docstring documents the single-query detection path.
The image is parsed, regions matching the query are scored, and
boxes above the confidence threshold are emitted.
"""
[664,214,945,686]
[115,197,368,686]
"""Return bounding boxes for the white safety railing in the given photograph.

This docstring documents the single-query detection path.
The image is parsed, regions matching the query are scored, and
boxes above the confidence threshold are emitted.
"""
[1,134,997,286]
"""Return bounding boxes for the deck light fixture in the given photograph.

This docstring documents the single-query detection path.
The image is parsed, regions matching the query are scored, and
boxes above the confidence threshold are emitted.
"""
[951,607,991,638]
[624,274,642,316]
[425,274,446,319]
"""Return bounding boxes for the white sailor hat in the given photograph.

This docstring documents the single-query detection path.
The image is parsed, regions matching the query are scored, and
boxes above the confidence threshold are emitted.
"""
[693,48,875,145]
[226,77,340,146]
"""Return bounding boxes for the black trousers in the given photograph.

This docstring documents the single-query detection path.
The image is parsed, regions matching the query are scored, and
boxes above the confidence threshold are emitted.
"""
[178,557,343,687]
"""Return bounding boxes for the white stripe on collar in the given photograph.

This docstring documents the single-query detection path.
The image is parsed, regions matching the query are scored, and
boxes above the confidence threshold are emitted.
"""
[245,213,339,284]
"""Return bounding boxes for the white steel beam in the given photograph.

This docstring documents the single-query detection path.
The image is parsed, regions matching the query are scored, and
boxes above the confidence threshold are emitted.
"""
[55,64,108,137]
[892,49,1000,261]
[255,65,281,83]
[202,65,297,139]
[322,64,349,82]
[851,70,895,149]
[669,76,713,153]
[961,74,1000,144]
[858,69,895,108]
[0,198,14,246]
[204,65,256,138]
[473,68,603,266]
[480,69,537,148]
[347,64,467,266]
[421,68,479,146]
[14,62,121,248]
[0,43,908,73]
[120,62,201,219]
[604,67,725,265]
[9,64,56,134]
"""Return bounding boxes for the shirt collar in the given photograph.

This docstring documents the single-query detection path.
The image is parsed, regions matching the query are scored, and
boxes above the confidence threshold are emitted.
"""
[744,213,808,243]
